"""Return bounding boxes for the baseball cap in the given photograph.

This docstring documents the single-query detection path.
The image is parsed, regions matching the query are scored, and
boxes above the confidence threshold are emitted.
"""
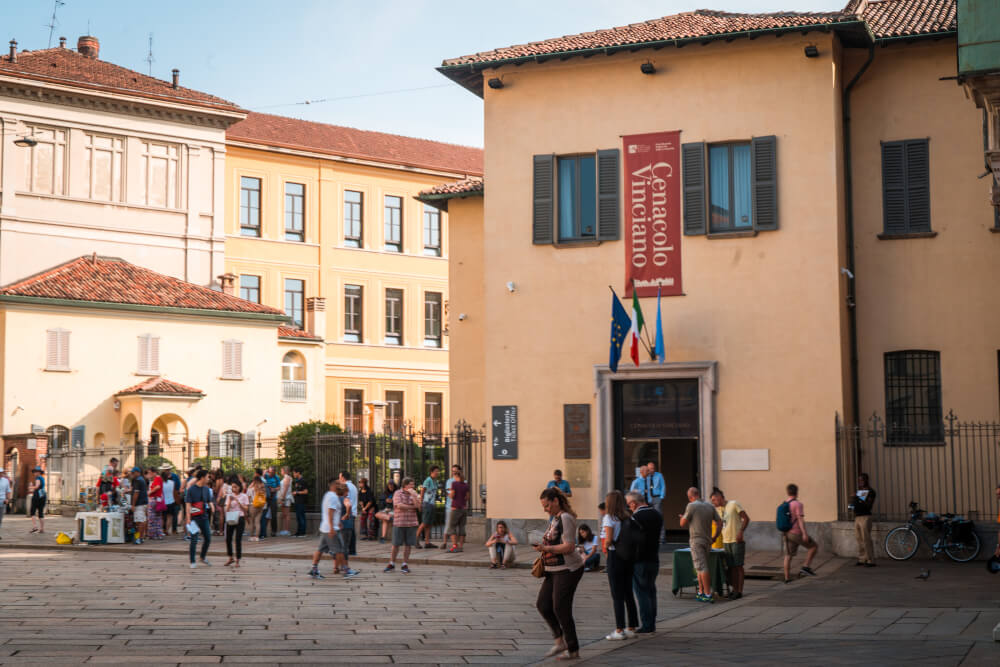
[131,466,142,473]
[32,466,43,472]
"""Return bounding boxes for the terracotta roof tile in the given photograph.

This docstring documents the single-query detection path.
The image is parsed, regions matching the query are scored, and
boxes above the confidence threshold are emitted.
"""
[861,0,956,38]
[419,178,484,198]
[0,256,285,317]
[116,377,204,397]
[278,326,323,341]
[0,44,242,113]
[227,113,483,176]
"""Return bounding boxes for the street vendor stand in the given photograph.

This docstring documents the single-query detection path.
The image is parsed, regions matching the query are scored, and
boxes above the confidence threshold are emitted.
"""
[671,547,728,597]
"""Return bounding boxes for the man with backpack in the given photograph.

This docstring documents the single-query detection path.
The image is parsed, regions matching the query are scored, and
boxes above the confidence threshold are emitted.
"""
[779,483,818,583]
[626,490,663,633]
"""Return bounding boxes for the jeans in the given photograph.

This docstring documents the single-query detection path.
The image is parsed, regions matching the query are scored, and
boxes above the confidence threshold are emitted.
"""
[189,515,211,563]
[294,502,307,536]
[341,517,356,557]
[632,559,659,632]
[267,496,278,535]
[536,566,585,653]
[606,550,638,630]
[226,516,245,559]
[583,551,600,570]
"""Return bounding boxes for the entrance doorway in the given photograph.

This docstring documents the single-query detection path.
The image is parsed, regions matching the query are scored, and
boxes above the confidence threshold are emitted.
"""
[614,379,700,535]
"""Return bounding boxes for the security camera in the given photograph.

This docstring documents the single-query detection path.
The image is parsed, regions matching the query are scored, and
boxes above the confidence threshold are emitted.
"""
[505,281,516,293]
[458,313,467,321]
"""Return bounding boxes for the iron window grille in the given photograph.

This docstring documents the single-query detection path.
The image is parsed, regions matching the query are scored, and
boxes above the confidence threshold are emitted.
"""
[884,350,944,444]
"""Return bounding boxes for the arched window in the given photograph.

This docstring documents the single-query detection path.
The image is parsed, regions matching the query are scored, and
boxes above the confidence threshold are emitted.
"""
[46,425,69,451]
[282,351,306,401]
[222,430,242,459]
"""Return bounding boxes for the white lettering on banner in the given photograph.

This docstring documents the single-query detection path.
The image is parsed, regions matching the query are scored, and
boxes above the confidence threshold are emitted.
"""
[630,161,674,270]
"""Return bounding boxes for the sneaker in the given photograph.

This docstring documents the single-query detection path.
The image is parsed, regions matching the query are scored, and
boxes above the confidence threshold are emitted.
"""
[623,629,637,639]
[189,563,197,569]
[401,564,410,574]
[383,564,395,573]
[695,593,714,603]
[490,563,499,569]
[134,538,143,545]
[200,559,211,567]
[800,566,816,577]
[424,542,436,549]
[414,543,424,549]
[732,592,743,600]
[309,569,325,579]
[635,628,656,635]
[583,567,592,572]
[343,568,360,579]
[605,631,627,641]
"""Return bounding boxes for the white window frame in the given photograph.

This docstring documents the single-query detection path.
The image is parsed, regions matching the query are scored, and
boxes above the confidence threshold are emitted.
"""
[83,132,124,202]
[45,328,71,371]
[222,339,244,380]
[137,334,160,375]
[140,140,180,208]
[21,125,67,195]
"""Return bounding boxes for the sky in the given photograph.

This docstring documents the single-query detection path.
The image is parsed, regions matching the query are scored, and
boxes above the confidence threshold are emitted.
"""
[4,0,842,147]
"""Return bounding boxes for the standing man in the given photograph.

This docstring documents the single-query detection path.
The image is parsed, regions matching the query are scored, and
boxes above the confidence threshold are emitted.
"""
[308,480,359,579]
[338,471,358,557]
[0,467,11,537]
[262,466,280,539]
[384,477,420,574]
[417,466,440,549]
[710,488,751,599]
[629,465,652,504]
[679,487,722,603]
[626,491,663,634]
[781,483,819,583]
[852,473,877,567]
[447,469,470,553]
[185,469,212,568]
[104,457,120,477]
[647,462,666,543]
[130,467,148,545]
[440,464,461,549]
[278,466,293,536]
[291,469,308,537]
[547,469,572,497]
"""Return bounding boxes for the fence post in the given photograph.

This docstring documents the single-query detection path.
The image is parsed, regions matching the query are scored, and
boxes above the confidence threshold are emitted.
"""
[946,410,958,514]
[313,425,320,507]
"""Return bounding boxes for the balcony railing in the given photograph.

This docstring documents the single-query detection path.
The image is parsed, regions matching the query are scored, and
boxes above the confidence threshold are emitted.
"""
[282,380,307,402]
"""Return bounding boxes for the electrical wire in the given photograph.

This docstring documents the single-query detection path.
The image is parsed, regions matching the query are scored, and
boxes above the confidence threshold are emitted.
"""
[252,83,455,110]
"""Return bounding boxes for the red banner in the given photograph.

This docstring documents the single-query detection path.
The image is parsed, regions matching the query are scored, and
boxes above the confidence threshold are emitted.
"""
[623,131,682,297]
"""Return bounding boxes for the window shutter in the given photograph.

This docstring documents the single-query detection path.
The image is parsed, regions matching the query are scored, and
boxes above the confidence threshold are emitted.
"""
[905,139,930,233]
[71,425,85,450]
[882,141,906,235]
[682,142,706,235]
[207,429,221,458]
[222,340,243,379]
[752,135,778,231]
[596,148,620,241]
[46,329,70,370]
[533,154,554,244]
[243,430,256,463]
[138,335,160,374]
[232,341,243,378]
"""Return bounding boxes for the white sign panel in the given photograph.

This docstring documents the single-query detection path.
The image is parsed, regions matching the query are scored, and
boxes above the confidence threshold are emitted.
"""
[388,459,401,469]
[720,448,770,471]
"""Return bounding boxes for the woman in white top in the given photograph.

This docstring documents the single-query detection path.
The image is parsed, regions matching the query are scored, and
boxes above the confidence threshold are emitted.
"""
[279,466,293,536]
[577,524,600,571]
[601,490,638,641]
[224,479,249,568]
[486,520,519,568]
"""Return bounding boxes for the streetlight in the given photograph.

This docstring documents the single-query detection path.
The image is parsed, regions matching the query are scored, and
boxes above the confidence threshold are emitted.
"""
[13,136,37,148]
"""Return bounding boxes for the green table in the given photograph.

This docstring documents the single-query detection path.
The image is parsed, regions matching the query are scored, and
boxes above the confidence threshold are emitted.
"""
[671,548,728,597]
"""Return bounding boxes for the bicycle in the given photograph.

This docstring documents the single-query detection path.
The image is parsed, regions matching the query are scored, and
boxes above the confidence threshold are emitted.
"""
[883,501,981,562]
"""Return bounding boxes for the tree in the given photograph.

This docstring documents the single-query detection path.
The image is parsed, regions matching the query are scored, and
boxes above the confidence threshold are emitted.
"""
[278,420,342,491]
[192,456,253,477]
[138,455,177,472]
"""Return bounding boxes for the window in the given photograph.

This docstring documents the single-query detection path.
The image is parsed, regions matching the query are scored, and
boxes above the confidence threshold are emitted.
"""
[424,292,442,348]
[344,190,363,247]
[284,279,305,328]
[83,133,123,201]
[46,425,69,451]
[708,143,753,233]
[558,155,597,241]
[285,182,305,242]
[881,139,931,236]
[222,430,242,458]
[344,389,364,433]
[240,176,261,237]
[424,393,442,437]
[384,195,402,252]
[137,334,160,375]
[344,285,363,343]
[423,204,441,256]
[21,126,66,195]
[222,340,243,379]
[386,391,404,434]
[45,328,70,371]
[282,351,306,401]
[385,288,403,345]
[239,275,260,303]
[884,350,943,444]
[140,141,180,208]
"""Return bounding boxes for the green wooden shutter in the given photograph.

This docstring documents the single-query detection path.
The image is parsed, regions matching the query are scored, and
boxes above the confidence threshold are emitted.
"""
[533,154,554,244]
[881,141,907,235]
[682,142,706,235]
[596,148,620,241]
[904,139,930,233]
[752,135,778,231]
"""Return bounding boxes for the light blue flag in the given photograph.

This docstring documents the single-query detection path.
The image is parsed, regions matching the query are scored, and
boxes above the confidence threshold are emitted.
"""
[654,286,665,363]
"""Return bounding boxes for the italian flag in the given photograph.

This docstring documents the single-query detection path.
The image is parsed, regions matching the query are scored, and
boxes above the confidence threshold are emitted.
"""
[629,289,645,366]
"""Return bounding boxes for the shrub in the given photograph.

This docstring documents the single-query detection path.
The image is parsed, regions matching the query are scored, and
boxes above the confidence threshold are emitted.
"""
[138,455,177,472]
[191,455,253,477]
[278,420,342,491]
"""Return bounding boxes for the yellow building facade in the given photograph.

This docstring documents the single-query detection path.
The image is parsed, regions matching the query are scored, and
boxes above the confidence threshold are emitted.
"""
[224,114,483,434]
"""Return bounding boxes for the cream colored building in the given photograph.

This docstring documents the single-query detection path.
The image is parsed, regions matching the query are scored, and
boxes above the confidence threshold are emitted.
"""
[224,113,482,434]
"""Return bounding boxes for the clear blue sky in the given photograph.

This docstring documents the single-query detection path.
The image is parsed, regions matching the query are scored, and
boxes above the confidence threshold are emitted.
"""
[5,0,841,147]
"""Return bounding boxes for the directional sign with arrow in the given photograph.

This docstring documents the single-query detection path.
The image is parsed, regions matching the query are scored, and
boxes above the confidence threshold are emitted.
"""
[491,405,518,460]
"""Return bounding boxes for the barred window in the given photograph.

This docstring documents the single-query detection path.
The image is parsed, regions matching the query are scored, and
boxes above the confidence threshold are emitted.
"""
[884,350,943,444]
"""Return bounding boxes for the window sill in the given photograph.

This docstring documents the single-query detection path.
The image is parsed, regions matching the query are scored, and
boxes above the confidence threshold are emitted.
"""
[281,398,308,404]
[885,441,946,447]
[990,227,1000,234]
[877,232,937,240]
[135,371,159,377]
[553,239,602,248]
[44,367,72,373]
[707,230,758,239]
[219,376,245,381]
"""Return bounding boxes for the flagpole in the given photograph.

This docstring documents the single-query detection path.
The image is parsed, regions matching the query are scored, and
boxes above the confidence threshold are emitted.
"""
[631,281,658,360]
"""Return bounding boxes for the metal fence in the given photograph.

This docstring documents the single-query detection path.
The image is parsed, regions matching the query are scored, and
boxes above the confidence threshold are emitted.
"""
[836,412,1000,522]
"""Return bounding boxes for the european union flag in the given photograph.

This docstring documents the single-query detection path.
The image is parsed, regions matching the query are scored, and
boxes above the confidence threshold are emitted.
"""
[609,291,631,373]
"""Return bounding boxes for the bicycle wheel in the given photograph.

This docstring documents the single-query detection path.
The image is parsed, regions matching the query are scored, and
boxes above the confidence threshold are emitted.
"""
[944,530,980,563]
[884,526,919,560]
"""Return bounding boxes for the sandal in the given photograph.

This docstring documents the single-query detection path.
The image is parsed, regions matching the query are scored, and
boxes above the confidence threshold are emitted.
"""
[556,650,580,660]
[224,558,235,566]
[29,528,38,533]
[234,561,240,569]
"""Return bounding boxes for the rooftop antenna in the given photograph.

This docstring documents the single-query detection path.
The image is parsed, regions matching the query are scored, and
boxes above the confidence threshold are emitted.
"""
[145,33,155,76]
[46,0,66,48]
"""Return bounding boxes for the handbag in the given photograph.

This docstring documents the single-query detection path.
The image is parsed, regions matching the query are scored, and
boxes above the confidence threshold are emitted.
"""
[154,497,167,513]
[531,556,546,578]
[225,510,240,526]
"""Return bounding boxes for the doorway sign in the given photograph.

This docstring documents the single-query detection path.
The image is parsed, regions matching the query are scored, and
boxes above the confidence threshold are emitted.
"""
[492,405,518,460]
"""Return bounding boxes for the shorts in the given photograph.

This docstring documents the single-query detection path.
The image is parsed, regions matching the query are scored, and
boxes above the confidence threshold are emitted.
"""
[133,504,148,523]
[690,538,710,572]
[447,508,468,536]
[783,532,816,556]
[31,495,46,518]
[421,502,435,525]
[392,525,417,547]
[317,533,345,555]
[724,541,746,567]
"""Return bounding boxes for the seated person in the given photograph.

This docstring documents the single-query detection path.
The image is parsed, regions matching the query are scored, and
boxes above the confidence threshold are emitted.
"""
[486,520,518,568]
[578,524,600,571]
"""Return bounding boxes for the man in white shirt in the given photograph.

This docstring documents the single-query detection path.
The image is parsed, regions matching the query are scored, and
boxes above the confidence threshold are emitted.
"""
[0,468,11,536]
[308,480,358,579]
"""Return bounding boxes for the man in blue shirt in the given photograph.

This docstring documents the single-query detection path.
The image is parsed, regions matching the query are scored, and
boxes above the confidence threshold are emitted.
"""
[546,469,572,497]
[630,465,652,503]
[647,462,666,543]
[262,467,280,538]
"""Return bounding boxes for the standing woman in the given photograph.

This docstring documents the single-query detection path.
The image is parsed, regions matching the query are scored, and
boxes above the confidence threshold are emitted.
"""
[247,475,266,542]
[147,469,166,540]
[28,466,46,533]
[279,467,293,536]
[601,490,638,640]
[224,479,249,567]
[534,487,585,661]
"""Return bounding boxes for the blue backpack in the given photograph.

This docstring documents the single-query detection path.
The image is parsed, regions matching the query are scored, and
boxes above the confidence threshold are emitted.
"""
[776,501,793,532]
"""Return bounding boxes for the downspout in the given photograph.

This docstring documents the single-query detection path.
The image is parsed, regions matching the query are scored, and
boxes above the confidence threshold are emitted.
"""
[843,43,875,426]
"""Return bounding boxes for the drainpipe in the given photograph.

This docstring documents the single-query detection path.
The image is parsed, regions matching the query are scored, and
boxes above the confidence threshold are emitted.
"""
[843,43,875,427]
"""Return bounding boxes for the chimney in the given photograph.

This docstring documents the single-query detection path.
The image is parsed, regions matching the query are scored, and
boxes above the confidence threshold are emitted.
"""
[217,273,236,296]
[8,40,16,63]
[59,36,66,48]
[306,297,326,339]
[77,35,99,59]
[171,68,179,89]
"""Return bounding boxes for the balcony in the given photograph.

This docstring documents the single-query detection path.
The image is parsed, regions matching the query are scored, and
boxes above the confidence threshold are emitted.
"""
[282,380,307,402]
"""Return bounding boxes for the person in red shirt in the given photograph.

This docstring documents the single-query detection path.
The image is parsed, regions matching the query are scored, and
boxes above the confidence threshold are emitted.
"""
[447,470,470,553]
[383,478,420,574]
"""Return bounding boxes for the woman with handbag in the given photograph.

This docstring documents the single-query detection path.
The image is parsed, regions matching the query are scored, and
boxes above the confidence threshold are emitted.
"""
[601,490,638,641]
[247,476,267,542]
[224,479,249,567]
[533,487,585,661]
[147,469,166,540]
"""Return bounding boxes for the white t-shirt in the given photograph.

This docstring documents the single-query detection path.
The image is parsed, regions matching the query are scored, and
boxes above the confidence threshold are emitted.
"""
[581,535,599,555]
[318,491,342,534]
[602,515,621,549]
[162,479,176,506]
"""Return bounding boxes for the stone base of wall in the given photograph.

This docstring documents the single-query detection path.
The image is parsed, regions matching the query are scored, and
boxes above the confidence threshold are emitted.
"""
[830,519,999,561]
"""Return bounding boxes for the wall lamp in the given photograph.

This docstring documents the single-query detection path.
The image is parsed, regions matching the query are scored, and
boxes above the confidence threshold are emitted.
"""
[14,135,37,148]
[804,45,819,58]
[487,77,504,90]
[640,62,656,75]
